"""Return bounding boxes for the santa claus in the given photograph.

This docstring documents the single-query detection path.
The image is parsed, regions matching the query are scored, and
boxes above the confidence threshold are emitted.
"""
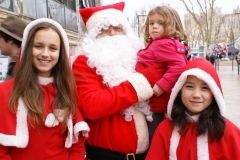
[72,1,165,160]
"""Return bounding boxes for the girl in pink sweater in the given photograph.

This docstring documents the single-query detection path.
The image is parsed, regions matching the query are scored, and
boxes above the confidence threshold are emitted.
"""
[136,6,188,140]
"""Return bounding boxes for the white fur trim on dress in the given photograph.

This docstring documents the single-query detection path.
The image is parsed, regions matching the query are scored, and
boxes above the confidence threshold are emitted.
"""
[65,117,73,148]
[167,68,226,119]
[197,132,209,160]
[45,109,65,127]
[127,72,153,102]
[21,18,69,59]
[0,98,28,148]
[38,76,54,85]
[72,121,90,143]
[65,116,90,148]
[169,126,181,160]
[169,126,209,160]
[45,113,60,127]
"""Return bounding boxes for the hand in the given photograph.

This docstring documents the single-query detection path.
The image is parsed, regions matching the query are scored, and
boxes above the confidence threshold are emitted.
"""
[153,84,164,96]
[148,93,170,113]
[138,63,167,87]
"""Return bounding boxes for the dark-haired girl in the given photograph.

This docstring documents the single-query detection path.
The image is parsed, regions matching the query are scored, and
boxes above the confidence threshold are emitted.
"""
[146,58,240,160]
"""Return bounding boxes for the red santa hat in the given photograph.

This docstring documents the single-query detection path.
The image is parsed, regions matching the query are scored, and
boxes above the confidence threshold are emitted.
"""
[167,58,226,119]
[167,58,226,160]
[79,2,129,32]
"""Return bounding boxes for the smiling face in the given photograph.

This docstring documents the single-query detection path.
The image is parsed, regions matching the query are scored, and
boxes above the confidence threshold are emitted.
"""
[32,28,60,77]
[181,75,213,115]
[148,13,165,40]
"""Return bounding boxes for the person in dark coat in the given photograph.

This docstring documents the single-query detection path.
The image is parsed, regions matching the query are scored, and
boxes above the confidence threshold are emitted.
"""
[206,53,210,61]
[209,52,216,65]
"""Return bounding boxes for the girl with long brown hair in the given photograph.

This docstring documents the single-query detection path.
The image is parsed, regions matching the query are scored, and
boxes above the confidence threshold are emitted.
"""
[0,18,89,160]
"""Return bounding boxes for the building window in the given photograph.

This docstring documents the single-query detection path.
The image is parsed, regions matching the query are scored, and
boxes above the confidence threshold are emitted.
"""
[79,0,95,8]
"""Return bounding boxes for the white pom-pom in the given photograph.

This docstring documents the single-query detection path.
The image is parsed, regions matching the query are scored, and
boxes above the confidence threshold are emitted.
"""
[45,113,59,127]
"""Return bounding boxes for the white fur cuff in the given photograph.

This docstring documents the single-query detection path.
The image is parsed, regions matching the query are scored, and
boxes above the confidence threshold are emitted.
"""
[127,73,153,102]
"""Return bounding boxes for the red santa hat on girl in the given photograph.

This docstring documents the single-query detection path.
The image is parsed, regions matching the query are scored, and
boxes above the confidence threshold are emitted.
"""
[167,58,226,119]
[79,2,131,36]
[167,58,226,160]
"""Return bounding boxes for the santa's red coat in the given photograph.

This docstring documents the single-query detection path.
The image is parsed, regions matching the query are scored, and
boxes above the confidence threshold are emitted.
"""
[72,55,149,154]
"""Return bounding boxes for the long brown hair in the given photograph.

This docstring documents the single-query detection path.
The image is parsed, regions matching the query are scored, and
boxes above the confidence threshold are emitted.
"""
[171,92,225,141]
[141,6,186,44]
[8,23,77,129]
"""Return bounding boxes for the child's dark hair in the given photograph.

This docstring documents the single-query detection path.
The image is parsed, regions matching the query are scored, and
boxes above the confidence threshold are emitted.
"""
[171,92,226,141]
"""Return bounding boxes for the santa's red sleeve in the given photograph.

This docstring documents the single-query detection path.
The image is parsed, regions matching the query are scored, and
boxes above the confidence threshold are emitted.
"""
[72,55,140,120]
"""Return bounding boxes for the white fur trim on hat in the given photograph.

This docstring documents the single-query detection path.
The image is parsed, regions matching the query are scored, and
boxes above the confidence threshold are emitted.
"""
[85,10,133,39]
[86,8,128,32]
[21,18,69,59]
[167,68,226,119]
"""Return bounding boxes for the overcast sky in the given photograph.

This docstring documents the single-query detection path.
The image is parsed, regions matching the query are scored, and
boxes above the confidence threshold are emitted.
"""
[101,0,240,22]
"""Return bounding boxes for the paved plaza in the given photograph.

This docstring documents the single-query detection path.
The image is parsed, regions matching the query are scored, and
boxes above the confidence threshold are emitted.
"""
[215,60,240,128]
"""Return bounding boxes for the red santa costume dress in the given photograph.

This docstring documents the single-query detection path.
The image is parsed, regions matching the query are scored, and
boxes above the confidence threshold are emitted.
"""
[146,58,240,160]
[0,18,90,160]
[72,2,165,160]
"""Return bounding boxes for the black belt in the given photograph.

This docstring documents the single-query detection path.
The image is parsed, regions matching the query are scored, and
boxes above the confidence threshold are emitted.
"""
[85,143,147,160]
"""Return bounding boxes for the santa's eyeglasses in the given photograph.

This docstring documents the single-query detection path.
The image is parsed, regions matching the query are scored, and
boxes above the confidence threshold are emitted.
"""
[98,25,125,36]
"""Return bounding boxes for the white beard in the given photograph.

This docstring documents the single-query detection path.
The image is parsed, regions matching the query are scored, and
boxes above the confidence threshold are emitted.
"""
[78,35,152,122]
[81,35,143,87]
